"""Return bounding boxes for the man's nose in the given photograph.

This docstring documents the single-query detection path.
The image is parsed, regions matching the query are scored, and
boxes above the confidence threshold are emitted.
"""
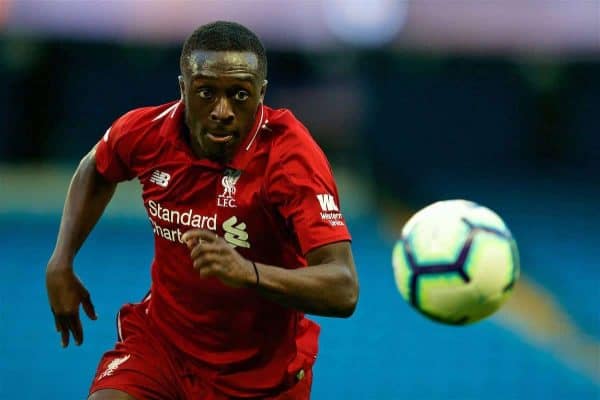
[210,97,234,124]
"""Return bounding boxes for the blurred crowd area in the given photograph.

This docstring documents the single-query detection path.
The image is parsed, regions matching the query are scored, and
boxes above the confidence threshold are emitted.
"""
[2,1,599,209]
[1,37,599,200]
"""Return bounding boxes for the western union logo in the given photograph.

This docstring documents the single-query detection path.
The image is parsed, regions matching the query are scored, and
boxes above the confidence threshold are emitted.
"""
[317,194,339,212]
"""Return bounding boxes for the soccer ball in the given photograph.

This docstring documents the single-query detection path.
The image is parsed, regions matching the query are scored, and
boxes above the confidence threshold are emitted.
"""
[391,199,519,325]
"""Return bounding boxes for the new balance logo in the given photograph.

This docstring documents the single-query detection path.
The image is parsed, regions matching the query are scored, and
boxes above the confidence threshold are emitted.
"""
[317,194,339,212]
[223,216,250,248]
[149,170,170,187]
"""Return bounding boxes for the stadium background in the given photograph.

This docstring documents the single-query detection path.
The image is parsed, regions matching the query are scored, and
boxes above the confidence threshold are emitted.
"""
[0,1,598,399]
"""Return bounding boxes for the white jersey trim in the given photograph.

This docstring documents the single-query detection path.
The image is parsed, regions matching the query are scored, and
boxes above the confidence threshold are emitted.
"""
[116,310,123,342]
[245,105,265,151]
[152,101,181,122]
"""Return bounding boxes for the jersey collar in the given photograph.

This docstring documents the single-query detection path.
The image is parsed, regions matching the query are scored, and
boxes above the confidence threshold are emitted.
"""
[160,100,266,171]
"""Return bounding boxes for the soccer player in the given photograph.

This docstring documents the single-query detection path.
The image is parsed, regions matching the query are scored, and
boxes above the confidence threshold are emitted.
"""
[45,21,359,400]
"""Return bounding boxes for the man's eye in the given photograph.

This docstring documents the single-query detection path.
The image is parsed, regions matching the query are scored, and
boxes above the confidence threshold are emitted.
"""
[234,90,249,101]
[198,89,212,99]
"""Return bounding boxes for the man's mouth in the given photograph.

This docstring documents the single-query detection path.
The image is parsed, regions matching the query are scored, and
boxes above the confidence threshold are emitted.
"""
[206,131,235,144]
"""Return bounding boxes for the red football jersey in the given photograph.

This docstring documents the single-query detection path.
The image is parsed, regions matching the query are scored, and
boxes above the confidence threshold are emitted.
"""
[94,101,351,394]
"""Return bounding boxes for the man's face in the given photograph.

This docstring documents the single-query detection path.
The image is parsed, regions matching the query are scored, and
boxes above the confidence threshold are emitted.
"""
[179,50,266,161]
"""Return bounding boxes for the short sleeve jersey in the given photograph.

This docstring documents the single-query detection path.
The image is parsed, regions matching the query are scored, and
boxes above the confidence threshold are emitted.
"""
[94,101,351,395]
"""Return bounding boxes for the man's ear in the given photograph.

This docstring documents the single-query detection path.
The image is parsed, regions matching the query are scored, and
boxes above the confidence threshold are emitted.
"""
[259,79,268,104]
[178,75,185,100]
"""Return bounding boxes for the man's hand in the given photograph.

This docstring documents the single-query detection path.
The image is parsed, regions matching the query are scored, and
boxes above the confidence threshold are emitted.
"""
[182,230,256,288]
[46,261,97,347]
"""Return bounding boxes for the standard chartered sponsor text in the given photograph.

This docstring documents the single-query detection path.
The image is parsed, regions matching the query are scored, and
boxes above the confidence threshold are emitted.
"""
[148,200,216,243]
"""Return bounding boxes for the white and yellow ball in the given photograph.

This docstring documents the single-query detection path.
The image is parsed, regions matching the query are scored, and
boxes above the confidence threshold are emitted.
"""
[392,199,520,325]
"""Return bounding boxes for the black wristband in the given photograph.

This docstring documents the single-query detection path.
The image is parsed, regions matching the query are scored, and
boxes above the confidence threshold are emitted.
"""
[251,261,259,287]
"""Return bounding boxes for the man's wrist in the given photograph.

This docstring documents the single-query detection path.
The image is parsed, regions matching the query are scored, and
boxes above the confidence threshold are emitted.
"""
[248,260,260,288]
[48,251,75,270]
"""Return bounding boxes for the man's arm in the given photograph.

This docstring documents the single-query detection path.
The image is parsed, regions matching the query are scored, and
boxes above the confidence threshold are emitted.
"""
[253,242,358,317]
[182,230,359,318]
[50,148,117,262]
[46,148,117,347]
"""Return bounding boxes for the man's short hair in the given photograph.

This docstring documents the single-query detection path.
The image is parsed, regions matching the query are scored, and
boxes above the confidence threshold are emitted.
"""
[180,21,267,80]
